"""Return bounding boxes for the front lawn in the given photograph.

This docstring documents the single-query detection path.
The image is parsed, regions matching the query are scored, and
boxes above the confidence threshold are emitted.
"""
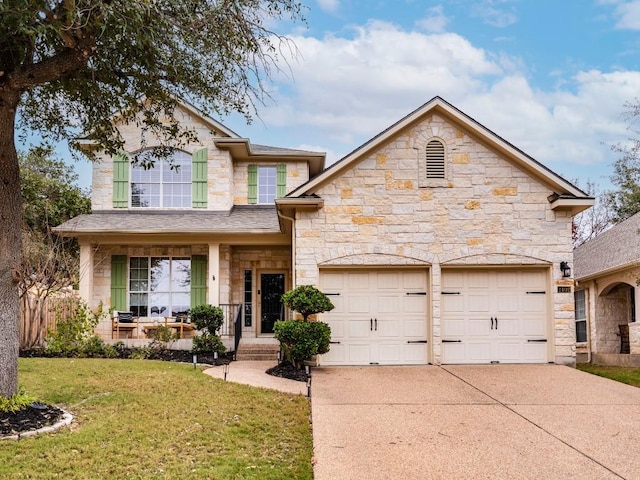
[1,358,312,480]
[577,363,640,388]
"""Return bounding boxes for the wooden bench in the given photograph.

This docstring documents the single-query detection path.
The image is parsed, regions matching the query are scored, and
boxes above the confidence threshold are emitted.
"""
[112,312,139,339]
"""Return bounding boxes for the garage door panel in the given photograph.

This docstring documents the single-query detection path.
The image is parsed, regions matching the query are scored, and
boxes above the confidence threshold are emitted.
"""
[523,295,546,313]
[347,295,372,314]
[442,269,549,364]
[442,295,464,312]
[347,273,370,290]
[496,317,520,336]
[378,320,399,337]
[468,342,492,362]
[404,320,427,337]
[348,344,372,364]
[326,319,345,338]
[468,318,490,337]
[377,271,400,289]
[522,318,546,337]
[523,343,547,362]
[404,295,427,313]
[443,317,466,337]
[497,342,521,362]
[322,344,345,363]
[497,295,519,312]
[468,271,490,288]
[319,269,429,366]
[377,295,399,313]
[348,319,372,338]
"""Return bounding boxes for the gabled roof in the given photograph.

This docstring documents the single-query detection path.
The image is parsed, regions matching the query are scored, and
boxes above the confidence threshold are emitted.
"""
[287,96,593,213]
[574,212,640,280]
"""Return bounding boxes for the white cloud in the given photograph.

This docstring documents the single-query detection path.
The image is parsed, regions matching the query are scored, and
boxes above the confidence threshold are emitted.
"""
[416,5,449,33]
[471,0,519,28]
[609,0,640,29]
[317,0,340,14]
[248,20,640,188]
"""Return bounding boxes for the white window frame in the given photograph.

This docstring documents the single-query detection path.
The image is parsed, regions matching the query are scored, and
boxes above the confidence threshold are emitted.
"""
[131,150,192,208]
[257,165,277,204]
[574,289,587,343]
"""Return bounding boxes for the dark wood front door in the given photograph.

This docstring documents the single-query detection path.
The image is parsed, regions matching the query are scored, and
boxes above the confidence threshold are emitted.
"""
[260,273,286,334]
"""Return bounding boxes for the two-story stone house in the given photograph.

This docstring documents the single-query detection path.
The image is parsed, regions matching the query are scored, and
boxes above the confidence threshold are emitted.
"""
[55,96,593,366]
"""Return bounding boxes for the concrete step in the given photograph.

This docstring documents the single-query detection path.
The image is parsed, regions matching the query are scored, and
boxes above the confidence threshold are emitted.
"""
[236,343,280,361]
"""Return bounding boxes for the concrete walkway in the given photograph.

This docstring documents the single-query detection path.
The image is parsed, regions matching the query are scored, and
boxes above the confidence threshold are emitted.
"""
[311,365,640,480]
[203,362,640,479]
[203,360,307,395]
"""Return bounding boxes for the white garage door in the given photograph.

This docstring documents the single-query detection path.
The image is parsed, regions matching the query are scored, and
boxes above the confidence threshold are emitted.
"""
[319,269,429,365]
[441,269,549,364]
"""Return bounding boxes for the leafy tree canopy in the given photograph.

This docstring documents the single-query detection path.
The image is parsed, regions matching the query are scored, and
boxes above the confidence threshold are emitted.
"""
[20,148,91,237]
[609,100,640,223]
[0,0,304,397]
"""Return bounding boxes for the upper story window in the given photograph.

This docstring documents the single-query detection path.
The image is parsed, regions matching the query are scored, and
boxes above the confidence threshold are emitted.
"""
[248,164,286,204]
[131,150,192,208]
[258,166,277,203]
[112,148,208,209]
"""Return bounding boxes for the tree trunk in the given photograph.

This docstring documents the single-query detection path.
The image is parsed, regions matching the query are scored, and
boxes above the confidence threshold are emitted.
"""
[0,90,22,398]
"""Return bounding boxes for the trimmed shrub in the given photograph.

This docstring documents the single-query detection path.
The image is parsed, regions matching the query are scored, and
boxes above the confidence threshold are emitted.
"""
[188,304,224,334]
[274,320,331,368]
[281,285,334,321]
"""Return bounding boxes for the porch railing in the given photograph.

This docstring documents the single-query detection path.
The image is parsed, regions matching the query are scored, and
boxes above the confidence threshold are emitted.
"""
[219,303,241,337]
[233,306,242,354]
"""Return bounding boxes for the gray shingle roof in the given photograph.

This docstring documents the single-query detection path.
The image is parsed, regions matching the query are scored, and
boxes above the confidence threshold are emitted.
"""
[53,206,281,235]
[574,211,640,279]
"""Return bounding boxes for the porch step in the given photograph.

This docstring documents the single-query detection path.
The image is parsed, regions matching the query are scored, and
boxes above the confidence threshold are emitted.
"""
[236,343,280,361]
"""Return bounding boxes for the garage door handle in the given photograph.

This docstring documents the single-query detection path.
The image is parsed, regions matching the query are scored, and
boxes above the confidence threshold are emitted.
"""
[527,339,547,343]
[407,340,428,344]
[490,317,494,330]
[370,318,373,331]
[375,318,377,331]
[442,339,462,343]
[495,317,498,329]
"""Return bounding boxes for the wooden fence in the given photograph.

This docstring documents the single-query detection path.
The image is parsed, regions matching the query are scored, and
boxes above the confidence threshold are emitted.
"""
[19,293,80,350]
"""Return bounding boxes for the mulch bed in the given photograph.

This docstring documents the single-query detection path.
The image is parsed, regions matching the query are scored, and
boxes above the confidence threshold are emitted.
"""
[1,403,65,437]
[265,362,310,382]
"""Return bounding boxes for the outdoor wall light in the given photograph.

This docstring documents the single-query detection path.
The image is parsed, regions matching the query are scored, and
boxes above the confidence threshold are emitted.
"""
[560,261,571,278]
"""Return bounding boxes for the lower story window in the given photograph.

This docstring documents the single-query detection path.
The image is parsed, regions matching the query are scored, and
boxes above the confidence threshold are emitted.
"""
[575,290,587,343]
[129,257,190,317]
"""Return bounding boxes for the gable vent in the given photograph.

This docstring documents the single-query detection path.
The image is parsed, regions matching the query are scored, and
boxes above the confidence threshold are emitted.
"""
[426,140,445,179]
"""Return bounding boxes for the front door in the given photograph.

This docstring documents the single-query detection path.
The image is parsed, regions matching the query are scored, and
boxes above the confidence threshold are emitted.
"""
[260,273,286,334]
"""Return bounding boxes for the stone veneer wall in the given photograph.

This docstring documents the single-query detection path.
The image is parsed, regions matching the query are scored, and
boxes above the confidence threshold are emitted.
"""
[293,113,575,365]
[594,283,633,354]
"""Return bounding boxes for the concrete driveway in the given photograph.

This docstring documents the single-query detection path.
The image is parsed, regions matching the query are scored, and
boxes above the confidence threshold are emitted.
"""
[311,365,640,480]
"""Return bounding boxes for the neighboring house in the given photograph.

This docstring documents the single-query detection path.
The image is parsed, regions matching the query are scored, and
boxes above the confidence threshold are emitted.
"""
[574,212,640,365]
[55,96,593,366]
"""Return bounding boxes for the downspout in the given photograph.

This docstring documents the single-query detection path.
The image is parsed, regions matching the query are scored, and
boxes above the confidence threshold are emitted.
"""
[277,209,296,289]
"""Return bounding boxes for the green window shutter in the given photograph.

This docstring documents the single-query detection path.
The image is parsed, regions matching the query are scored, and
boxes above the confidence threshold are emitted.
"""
[111,255,128,311]
[192,148,208,208]
[276,164,287,198]
[112,151,130,208]
[191,255,207,308]
[247,164,257,204]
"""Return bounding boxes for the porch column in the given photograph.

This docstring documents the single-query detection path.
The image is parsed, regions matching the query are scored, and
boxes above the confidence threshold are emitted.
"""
[208,244,220,306]
[78,242,94,306]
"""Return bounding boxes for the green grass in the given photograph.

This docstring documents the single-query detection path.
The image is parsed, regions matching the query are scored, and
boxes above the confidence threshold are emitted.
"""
[577,363,640,387]
[1,358,313,480]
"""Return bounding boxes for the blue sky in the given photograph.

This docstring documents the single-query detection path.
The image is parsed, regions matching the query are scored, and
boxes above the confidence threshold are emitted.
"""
[40,0,640,191]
